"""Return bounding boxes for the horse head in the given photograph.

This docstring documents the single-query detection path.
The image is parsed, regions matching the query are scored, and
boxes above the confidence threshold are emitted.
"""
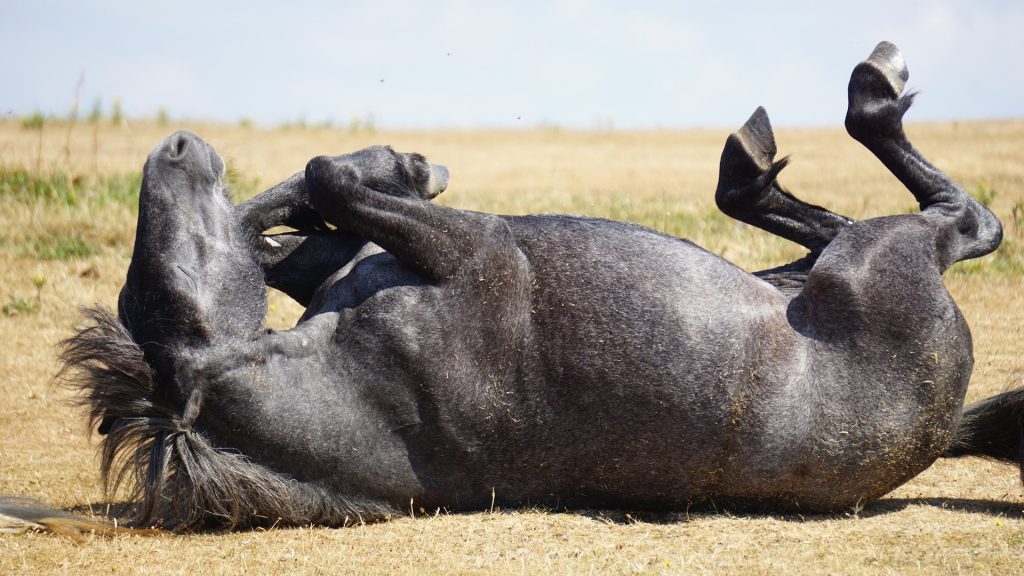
[116,131,266,417]
[59,135,453,528]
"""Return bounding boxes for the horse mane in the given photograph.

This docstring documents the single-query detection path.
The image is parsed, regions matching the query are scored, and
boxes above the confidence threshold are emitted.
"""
[58,306,395,531]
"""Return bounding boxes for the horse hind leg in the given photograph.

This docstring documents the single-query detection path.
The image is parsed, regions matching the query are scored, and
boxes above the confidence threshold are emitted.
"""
[845,41,1003,270]
[716,107,854,291]
[717,107,854,255]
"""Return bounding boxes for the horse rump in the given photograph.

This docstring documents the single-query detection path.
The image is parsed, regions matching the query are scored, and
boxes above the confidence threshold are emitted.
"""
[945,388,1024,484]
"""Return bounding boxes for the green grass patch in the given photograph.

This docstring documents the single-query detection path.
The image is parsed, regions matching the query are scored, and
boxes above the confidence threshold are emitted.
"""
[972,183,998,207]
[1,166,259,206]
[27,233,100,261]
[225,164,262,201]
[2,295,39,316]
[0,168,142,207]
[1,168,79,205]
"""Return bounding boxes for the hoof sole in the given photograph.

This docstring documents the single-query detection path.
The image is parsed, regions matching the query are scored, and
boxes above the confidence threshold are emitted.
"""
[846,41,912,139]
[717,107,789,209]
[852,41,908,100]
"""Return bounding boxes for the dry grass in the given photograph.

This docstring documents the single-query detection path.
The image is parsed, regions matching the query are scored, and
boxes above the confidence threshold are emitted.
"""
[0,118,1022,574]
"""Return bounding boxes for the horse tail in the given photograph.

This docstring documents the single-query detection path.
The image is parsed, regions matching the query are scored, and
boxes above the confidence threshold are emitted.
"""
[944,388,1024,483]
[0,496,162,540]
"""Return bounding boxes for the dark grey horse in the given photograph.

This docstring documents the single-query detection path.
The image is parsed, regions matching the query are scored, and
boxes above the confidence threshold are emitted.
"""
[58,42,1018,531]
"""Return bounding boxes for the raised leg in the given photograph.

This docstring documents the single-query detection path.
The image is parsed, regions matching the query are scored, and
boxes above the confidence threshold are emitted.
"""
[770,45,1004,499]
[304,155,511,282]
[845,41,1002,270]
[237,147,454,304]
[716,107,854,256]
[235,172,328,235]
[235,174,364,306]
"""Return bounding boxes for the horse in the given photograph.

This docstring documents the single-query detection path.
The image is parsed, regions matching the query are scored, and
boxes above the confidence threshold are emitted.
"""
[52,42,1018,531]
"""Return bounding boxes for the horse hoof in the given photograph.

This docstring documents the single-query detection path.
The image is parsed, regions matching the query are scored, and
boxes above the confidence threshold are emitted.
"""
[846,41,912,140]
[716,107,790,211]
[856,41,908,99]
[733,106,777,173]
[720,106,777,186]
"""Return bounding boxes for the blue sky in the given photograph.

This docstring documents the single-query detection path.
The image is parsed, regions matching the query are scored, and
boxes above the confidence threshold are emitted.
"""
[3,1,1022,129]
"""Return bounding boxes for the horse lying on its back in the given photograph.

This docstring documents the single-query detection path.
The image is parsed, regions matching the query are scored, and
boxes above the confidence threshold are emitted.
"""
[49,42,1017,531]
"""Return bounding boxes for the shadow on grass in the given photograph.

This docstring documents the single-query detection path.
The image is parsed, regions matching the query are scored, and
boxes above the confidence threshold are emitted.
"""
[861,497,1024,518]
[62,496,1024,534]
[67,501,136,521]
[571,496,1024,525]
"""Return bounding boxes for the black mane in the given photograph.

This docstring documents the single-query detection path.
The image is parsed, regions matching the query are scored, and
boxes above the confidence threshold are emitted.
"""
[58,306,392,530]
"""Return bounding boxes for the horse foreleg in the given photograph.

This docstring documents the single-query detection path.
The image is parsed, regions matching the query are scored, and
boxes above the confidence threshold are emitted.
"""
[304,155,513,282]
[235,174,362,306]
[235,172,328,235]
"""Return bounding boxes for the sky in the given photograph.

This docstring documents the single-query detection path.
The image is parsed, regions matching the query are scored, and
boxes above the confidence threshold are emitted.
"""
[3,0,1023,130]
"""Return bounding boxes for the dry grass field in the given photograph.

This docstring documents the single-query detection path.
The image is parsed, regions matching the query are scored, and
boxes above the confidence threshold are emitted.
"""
[0,117,1022,574]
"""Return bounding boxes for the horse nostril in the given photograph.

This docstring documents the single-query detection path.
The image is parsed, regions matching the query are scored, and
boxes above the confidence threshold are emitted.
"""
[166,132,192,159]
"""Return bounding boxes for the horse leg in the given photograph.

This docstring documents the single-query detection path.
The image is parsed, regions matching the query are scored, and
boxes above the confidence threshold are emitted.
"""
[716,106,854,256]
[234,174,365,307]
[842,43,1022,485]
[772,43,1004,507]
[716,107,854,291]
[304,155,516,282]
[235,172,328,235]
[845,41,1002,270]
[796,41,1002,343]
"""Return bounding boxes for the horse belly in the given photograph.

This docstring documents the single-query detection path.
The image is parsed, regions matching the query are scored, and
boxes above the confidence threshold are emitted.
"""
[512,229,803,505]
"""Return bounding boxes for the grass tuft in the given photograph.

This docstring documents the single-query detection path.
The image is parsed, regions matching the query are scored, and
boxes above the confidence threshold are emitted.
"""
[973,183,998,207]
[0,168,141,207]
[2,295,39,316]
[27,233,99,261]
[1,168,80,205]
[20,112,45,130]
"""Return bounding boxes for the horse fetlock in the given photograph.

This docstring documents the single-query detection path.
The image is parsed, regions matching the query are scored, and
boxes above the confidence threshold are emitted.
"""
[306,156,358,196]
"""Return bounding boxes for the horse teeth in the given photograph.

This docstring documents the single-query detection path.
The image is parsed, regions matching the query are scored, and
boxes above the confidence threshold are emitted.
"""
[264,237,282,248]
